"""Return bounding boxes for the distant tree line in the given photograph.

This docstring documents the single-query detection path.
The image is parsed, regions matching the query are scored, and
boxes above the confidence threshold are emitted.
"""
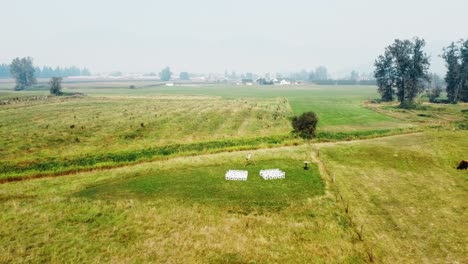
[7,56,91,91]
[0,60,91,79]
[286,67,376,85]
[34,66,91,78]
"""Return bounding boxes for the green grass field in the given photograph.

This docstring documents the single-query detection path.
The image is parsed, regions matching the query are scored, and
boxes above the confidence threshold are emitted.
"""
[0,147,363,263]
[0,82,416,180]
[0,81,467,263]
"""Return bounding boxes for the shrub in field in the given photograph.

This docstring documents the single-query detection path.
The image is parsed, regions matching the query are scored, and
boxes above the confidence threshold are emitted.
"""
[49,77,63,95]
[292,111,319,140]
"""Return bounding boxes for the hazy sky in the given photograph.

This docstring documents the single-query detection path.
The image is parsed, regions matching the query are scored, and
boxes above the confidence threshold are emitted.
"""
[1,0,467,76]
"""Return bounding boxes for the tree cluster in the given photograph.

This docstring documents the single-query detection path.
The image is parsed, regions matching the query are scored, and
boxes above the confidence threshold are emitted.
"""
[374,38,430,107]
[442,40,468,103]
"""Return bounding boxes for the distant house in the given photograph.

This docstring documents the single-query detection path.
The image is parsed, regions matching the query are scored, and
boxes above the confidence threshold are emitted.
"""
[279,79,291,85]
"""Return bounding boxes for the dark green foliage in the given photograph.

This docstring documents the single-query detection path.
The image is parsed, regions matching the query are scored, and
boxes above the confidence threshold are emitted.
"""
[159,66,172,81]
[374,38,430,106]
[459,40,468,102]
[442,40,468,103]
[9,57,37,91]
[292,112,318,140]
[456,121,468,130]
[374,50,395,101]
[49,77,63,95]
[442,42,461,103]
[407,38,431,101]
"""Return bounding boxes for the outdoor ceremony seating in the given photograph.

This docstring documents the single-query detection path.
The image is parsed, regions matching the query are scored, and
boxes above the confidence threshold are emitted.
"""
[225,170,248,181]
[259,169,285,180]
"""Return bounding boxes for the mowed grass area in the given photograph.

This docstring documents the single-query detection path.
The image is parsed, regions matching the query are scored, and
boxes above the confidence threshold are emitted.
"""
[0,146,366,263]
[0,95,292,179]
[320,130,468,263]
[61,83,410,131]
[78,157,325,210]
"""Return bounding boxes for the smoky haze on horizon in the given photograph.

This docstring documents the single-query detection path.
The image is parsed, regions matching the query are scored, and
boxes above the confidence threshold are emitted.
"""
[1,0,467,76]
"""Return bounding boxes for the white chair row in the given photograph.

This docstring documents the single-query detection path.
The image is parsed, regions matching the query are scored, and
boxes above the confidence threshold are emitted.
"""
[259,169,286,180]
[225,169,286,181]
[225,170,248,181]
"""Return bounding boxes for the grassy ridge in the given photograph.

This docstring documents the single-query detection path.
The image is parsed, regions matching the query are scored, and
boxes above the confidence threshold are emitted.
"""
[0,135,291,179]
[1,127,421,180]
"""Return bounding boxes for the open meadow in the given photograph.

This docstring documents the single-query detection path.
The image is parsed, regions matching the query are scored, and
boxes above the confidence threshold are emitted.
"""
[0,81,467,263]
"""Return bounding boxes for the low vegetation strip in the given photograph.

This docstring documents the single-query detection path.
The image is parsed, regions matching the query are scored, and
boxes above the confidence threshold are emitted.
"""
[0,135,294,181]
[0,127,422,181]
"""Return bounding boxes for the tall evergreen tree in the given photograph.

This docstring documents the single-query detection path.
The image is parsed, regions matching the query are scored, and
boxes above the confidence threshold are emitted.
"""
[374,50,395,101]
[407,38,430,101]
[459,40,468,102]
[442,42,461,103]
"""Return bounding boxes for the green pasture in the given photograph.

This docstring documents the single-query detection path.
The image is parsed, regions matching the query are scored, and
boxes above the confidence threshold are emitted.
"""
[0,82,416,180]
[0,80,467,263]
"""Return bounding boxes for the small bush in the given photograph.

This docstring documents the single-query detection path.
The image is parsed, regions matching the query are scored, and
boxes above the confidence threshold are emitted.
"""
[456,122,468,130]
[417,113,432,117]
[399,101,418,109]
